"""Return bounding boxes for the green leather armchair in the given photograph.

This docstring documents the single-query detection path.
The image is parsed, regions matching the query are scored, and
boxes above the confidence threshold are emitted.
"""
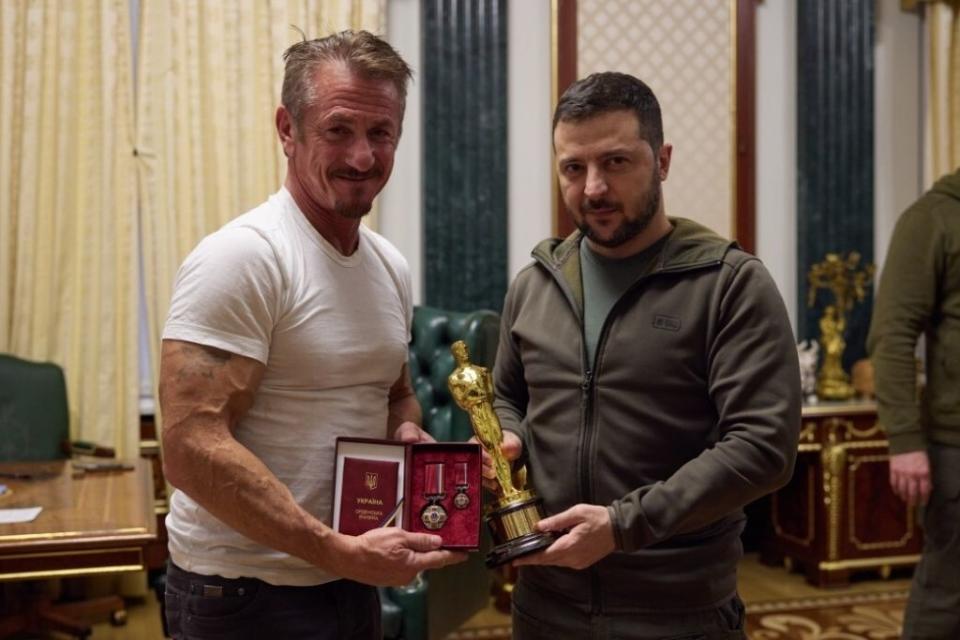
[0,354,70,462]
[380,305,499,640]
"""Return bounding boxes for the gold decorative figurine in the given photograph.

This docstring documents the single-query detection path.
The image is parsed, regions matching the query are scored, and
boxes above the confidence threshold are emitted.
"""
[448,340,556,567]
[807,252,875,401]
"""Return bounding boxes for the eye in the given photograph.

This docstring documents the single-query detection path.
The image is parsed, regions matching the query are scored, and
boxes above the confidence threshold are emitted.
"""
[326,125,350,139]
[561,162,583,177]
[370,128,395,142]
[606,156,629,169]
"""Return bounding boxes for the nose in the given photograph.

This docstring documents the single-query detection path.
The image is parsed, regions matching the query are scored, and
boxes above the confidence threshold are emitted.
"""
[345,137,376,172]
[584,166,608,199]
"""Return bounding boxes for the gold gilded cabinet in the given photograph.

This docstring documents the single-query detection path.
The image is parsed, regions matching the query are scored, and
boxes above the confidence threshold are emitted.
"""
[761,401,922,587]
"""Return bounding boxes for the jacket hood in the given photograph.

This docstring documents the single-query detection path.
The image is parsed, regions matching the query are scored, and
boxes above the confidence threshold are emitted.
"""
[931,168,960,202]
[530,217,738,303]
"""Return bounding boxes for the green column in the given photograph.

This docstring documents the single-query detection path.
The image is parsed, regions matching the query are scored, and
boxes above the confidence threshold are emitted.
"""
[797,0,875,369]
[423,0,508,313]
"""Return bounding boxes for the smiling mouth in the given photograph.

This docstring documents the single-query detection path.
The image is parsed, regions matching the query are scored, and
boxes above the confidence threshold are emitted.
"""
[581,199,621,215]
[585,206,621,217]
[333,170,381,183]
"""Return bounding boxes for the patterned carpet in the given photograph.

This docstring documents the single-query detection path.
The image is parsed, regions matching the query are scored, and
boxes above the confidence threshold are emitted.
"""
[746,590,908,639]
[447,590,909,639]
[446,627,511,640]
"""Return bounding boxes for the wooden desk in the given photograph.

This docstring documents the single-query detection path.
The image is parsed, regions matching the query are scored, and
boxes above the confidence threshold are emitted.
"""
[762,400,922,586]
[0,459,157,582]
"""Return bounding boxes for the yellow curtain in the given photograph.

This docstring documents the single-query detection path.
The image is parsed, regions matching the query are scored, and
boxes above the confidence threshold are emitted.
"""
[136,0,385,411]
[0,1,139,457]
[924,0,960,185]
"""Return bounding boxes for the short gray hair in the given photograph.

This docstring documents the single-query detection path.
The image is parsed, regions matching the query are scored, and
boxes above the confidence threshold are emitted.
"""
[281,30,413,128]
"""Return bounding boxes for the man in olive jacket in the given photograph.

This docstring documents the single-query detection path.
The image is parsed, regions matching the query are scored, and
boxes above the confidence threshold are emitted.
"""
[868,168,960,639]
[489,72,801,639]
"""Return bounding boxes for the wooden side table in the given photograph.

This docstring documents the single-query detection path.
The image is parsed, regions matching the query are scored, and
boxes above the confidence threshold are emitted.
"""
[762,400,922,586]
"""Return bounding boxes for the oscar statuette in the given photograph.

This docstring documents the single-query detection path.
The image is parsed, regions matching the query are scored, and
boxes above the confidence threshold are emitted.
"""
[447,340,556,567]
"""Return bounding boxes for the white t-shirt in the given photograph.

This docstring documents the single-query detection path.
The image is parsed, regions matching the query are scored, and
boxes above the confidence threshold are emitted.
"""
[162,187,412,586]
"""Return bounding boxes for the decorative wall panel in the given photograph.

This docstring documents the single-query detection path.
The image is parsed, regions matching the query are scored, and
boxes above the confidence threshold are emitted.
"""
[577,0,734,240]
[422,0,508,313]
[796,0,874,367]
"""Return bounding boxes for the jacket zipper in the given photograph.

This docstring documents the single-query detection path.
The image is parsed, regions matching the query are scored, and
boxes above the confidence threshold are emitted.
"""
[536,252,723,616]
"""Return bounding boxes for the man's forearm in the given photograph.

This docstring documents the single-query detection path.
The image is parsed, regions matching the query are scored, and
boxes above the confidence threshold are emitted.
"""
[159,339,345,575]
[164,420,342,573]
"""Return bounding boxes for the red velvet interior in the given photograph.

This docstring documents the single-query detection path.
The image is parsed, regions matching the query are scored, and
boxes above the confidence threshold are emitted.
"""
[406,443,481,549]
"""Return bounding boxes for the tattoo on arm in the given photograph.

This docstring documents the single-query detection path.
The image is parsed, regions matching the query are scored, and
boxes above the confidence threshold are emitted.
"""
[173,343,234,383]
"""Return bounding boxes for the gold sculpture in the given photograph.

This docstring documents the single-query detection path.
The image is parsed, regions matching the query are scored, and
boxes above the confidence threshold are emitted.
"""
[807,252,875,400]
[448,340,555,567]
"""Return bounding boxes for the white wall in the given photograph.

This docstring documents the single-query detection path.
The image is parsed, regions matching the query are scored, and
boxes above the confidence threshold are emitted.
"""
[507,0,553,278]
[874,0,923,280]
[380,0,424,303]
[756,0,798,334]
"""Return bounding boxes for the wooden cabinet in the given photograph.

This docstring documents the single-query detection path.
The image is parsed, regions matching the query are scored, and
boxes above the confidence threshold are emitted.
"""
[762,401,922,586]
[139,414,169,571]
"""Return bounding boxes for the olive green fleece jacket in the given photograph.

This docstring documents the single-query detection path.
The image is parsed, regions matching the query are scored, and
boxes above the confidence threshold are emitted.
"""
[868,169,960,454]
[493,218,801,613]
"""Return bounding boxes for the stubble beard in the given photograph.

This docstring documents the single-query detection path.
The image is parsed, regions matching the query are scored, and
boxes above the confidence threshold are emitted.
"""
[332,171,383,220]
[334,200,373,220]
[576,170,662,249]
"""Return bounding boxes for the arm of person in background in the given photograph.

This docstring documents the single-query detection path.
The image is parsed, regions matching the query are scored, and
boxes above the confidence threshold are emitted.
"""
[387,362,434,443]
[867,208,941,506]
[161,340,464,587]
[518,258,801,569]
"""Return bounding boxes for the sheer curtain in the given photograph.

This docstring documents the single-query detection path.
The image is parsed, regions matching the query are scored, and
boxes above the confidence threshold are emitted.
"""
[924,0,960,184]
[0,0,140,456]
[136,0,385,410]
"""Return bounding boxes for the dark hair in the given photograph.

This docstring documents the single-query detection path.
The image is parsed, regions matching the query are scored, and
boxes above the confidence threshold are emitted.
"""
[282,30,413,128]
[553,72,663,151]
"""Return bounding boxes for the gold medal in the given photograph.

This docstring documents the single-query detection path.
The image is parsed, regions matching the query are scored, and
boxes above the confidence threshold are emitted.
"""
[420,502,448,530]
[421,462,447,529]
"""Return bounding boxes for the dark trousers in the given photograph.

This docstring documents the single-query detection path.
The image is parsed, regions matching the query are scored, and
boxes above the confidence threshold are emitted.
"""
[164,562,381,640]
[902,444,960,640]
[512,579,746,640]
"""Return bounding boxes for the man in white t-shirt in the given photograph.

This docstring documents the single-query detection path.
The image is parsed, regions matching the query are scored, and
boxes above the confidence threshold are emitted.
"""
[159,31,464,639]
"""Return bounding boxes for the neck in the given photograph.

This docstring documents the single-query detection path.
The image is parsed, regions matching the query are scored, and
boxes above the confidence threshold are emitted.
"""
[586,209,672,259]
[285,172,361,256]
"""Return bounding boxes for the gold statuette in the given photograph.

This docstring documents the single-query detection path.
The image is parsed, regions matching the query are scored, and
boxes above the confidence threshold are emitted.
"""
[448,340,555,567]
[807,252,875,400]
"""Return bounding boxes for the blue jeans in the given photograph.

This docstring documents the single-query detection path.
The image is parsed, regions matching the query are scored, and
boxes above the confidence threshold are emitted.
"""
[164,562,380,640]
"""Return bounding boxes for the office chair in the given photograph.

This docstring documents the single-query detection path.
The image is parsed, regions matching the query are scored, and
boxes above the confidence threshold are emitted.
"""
[0,353,126,639]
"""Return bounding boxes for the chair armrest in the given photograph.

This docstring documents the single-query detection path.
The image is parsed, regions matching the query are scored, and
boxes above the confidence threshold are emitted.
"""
[383,575,428,640]
[63,440,116,458]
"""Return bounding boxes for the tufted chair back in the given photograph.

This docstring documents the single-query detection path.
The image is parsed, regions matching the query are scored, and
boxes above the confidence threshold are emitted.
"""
[381,305,499,640]
[0,354,70,462]
[408,306,500,442]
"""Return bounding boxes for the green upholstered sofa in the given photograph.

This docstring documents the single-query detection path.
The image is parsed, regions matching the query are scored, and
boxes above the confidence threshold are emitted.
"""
[380,305,499,640]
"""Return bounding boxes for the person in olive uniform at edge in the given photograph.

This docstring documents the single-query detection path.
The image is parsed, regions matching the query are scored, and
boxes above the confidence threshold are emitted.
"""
[868,168,960,640]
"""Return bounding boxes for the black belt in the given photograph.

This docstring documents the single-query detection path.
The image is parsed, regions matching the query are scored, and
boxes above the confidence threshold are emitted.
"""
[166,562,269,598]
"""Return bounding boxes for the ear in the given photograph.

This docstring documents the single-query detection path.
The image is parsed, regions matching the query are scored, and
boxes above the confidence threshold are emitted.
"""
[276,106,296,158]
[657,143,673,181]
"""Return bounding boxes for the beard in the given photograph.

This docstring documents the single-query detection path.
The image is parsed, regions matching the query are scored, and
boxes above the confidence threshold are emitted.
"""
[331,168,383,219]
[334,199,372,219]
[575,169,662,249]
